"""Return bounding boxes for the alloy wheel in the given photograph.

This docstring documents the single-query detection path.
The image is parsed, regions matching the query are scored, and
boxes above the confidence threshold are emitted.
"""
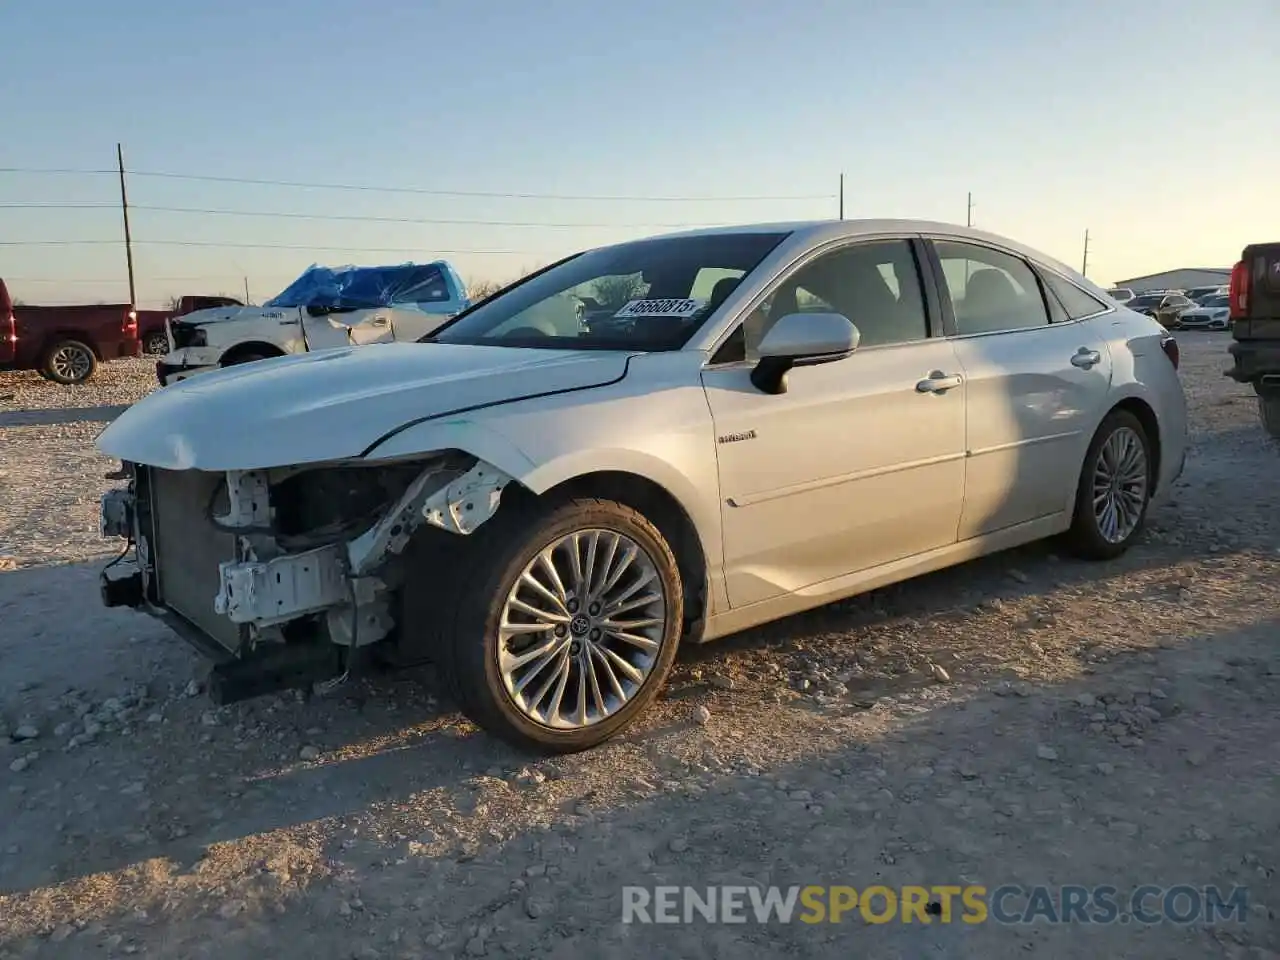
[51,344,93,382]
[1092,426,1148,543]
[497,529,667,729]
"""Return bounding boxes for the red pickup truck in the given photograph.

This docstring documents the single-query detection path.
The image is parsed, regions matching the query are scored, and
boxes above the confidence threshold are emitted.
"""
[0,278,141,385]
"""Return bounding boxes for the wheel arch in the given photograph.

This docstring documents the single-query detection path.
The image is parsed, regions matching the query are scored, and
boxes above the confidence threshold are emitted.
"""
[525,468,712,641]
[38,329,102,359]
[219,340,287,365]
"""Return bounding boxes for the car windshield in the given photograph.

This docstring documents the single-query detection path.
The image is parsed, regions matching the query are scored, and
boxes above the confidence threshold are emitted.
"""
[1199,294,1229,308]
[426,231,790,351]
[1130,295,1162,307]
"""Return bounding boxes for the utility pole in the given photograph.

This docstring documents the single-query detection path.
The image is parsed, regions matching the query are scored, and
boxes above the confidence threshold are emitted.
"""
[116,143,137,316]
[244,276,250,305]
[966,192,974,227]
[838,173,844,220]
[1082,229,1091,276]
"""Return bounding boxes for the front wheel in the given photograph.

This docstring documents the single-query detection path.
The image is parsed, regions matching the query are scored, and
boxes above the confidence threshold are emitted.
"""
[221,351,272,367]
[143,331,169,355]
[429,497,684,753]
[1063,410,1153,560]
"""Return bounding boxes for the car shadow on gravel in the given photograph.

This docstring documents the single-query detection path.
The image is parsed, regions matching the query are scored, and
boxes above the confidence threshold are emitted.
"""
[2,616,1276,958]
[0,404,130,428]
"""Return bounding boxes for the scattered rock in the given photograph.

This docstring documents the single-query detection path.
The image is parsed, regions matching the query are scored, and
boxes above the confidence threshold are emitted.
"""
[9,756,30,773]
[929,664,952,684]
[299,745,320,761]
[1008,569,1030,584]
[709,675,735,691]
[11,724,39,742]
[694,705,712,726]
[1075,693,1097,708]
[1095,762,1115,776]
[669,837,689,853]
[1036,745,1059,762]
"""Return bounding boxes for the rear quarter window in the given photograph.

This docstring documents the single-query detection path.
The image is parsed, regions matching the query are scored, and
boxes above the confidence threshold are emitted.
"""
[1040,270,1113,321]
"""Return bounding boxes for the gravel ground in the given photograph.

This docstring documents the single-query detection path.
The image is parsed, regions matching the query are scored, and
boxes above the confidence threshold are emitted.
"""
[0,335,1277,959]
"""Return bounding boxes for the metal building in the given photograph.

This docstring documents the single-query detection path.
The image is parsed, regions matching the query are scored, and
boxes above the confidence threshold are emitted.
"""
[1111,268,1231,294]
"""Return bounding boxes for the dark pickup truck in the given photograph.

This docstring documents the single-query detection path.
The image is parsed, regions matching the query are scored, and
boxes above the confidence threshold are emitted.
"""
[1225,242,1280,437]
[137,295,244,355]
[0,278,141,385]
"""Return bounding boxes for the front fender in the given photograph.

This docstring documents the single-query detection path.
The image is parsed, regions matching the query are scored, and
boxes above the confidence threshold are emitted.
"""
[362,417,725,579]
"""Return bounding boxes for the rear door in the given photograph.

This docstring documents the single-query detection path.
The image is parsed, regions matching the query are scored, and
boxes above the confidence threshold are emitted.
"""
[926,238,1115,538]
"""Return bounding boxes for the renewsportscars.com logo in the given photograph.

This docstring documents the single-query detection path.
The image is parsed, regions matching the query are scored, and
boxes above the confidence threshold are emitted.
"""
[621,884,1251,926]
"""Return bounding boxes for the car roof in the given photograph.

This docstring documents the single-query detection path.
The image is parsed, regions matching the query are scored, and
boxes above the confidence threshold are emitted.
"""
[609,218,1091,283]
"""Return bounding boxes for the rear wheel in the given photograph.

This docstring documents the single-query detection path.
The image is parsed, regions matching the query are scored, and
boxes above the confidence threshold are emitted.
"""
[40,339,98,385]
[425,497,684,753]
[1063,409,1153,560]
[1258,394,1280,440]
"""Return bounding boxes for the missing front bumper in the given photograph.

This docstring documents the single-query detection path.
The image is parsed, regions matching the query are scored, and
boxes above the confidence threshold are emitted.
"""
[98,456,514,660]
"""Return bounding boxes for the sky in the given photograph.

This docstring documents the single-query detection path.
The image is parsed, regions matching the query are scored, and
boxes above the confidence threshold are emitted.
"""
[2,0,1277,307]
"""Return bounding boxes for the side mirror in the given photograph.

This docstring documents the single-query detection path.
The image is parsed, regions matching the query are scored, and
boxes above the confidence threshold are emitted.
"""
[750,312,859,395]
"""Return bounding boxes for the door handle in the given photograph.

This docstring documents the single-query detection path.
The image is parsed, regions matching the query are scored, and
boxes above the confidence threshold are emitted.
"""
[1071,348,1102,369]
[916,371,963,394]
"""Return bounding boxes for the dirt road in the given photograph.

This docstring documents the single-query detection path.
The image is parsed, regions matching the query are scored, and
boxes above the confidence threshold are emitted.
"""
[0,339,1276,958]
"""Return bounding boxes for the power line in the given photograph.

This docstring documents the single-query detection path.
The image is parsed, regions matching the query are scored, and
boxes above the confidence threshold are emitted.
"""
[7,275,271,283]
[0,165,833,202]
[0,201,731,229]
[0,238,554,254]
[0,167,114,176]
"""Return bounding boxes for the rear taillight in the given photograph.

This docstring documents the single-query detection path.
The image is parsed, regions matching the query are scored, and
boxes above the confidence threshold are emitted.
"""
[1160,333,1180,370]
[123,309,137,335]
[1228,259,1249,319]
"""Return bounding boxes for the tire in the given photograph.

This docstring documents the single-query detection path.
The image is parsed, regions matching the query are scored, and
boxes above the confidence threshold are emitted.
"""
[222,351,271,367]
[1259,394,1280,440]
[40,339,98,385]
[143,332,169,355]
[1063,409,1153,560]
[424,496,684,753]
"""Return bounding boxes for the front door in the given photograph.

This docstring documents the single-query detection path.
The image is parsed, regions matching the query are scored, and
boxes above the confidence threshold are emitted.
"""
[929,238,1114,538]
[701,238,968,608]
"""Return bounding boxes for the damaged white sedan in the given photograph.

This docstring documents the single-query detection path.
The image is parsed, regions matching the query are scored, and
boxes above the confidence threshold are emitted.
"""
[97,219,1187,752]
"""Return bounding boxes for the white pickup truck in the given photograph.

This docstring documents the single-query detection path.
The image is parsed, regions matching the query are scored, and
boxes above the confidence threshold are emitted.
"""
[156,261,471,386]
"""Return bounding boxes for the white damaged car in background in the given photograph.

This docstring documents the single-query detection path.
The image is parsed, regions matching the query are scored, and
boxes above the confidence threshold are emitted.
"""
[156,260,471,386]
[97,220,1187,753]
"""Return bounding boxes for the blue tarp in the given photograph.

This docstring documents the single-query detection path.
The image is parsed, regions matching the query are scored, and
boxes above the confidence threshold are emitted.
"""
[265,262,449,310]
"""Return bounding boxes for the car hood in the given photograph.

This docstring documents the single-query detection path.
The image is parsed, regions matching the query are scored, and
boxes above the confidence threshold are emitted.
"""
[97,343,633,471]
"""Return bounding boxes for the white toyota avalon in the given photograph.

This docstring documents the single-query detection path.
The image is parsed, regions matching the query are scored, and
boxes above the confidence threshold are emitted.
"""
[96,219,1188,752]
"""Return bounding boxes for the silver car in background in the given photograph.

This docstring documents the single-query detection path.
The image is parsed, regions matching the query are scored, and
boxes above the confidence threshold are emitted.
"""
[96,220,1188,753]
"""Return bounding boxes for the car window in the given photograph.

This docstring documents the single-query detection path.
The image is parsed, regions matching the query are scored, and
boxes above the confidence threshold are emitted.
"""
[736,239,930,358]
[933,241,1050,335]
[1040,270,1113,321]
[430,232,788,351]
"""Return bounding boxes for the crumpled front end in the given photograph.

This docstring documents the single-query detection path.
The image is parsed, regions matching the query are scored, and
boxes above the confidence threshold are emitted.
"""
[99,453,513,702]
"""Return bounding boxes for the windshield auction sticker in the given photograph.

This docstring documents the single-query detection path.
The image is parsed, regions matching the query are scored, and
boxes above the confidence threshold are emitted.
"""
[613,298,705,319]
